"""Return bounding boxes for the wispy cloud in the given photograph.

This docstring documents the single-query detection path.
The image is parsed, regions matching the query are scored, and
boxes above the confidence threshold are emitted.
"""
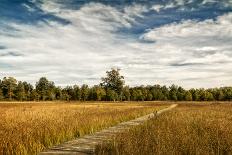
[0,0,231,88]
[141,13,232,87]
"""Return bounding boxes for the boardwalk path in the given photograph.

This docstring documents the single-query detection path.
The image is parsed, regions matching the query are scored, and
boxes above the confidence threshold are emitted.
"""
[39,104,178,155]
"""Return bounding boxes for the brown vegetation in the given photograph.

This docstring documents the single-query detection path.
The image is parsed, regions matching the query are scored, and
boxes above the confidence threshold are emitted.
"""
[96,103,232,155]
[0,102,165,155]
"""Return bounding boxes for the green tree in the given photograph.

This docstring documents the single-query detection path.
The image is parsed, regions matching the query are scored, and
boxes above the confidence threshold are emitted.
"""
[0,80,3,100]
[137,89,145,101]
[80,84,89,101]
[161,86,169,100]
[95,86,106,101]
[130,89,138,101]
[88,86,106,101]
[2,77,17,100]
[223,87,232,101]
[122,86,130,101]
[0,89,3,100]
[106,89,118,101]
[62,86,74,101]
[151,85,165,100]
[190,89,200,101]
[140,86,148,101]
[205,91,214,101]
[169,85,178,101]
[16,81,26,101]
[146,92,153,101]
[61,87,71,101]
[199,89,207,101]
[73,85,81,101]
[177,86,185,101]
[184,91,192,101]
[31,89,39,101]
[101,68,125,97]
[35,77,55,101]
[217,89,225,101]
[22,82,33,101]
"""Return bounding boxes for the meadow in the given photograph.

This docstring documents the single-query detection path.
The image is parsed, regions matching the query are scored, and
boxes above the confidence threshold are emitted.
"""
[96,102,232,155]
[0,101,166,155]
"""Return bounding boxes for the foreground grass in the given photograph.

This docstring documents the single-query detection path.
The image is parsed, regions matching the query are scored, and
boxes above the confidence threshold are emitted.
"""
[0,102,166,155]
[96,103,232,155]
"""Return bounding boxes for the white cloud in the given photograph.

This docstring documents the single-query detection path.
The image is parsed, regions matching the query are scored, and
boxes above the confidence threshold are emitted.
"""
[140,13,232,88]
[142,13,232,40]
[150,0,232,12]
[0,1,232,88]
[144,24,230,41]
[22,3,35,12]
[124,4,148,17]
[151,5,164,12]
[0,2,148,86]
[202,0,217,4]
[150,0,192,12]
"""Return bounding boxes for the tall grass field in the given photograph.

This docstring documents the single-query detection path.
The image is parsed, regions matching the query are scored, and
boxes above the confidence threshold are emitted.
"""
[96,103,232,155]
[0,102,166,155]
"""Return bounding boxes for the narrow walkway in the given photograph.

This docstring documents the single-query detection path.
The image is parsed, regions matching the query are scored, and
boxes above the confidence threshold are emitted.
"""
[39,104,178,155]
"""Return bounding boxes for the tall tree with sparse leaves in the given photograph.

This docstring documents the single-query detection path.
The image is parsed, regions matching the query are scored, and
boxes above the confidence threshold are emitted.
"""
[101,68,125,99]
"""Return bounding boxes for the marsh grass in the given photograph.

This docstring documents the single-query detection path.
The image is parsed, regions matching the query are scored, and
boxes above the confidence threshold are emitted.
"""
[96,103,232,155]
[0,102,165,155]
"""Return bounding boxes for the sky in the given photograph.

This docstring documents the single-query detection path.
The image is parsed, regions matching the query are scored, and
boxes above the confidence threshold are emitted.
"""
[0,0,232,88]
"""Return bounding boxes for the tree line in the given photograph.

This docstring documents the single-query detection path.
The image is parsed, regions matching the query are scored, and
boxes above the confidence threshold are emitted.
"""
[0,69,232,101]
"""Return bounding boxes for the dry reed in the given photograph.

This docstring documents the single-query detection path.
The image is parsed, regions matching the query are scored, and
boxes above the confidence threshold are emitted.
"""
[0,102,165,155]
[96,103,232,155]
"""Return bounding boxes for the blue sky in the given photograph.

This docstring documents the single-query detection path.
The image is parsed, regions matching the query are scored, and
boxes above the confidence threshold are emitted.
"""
[0,0,232,88]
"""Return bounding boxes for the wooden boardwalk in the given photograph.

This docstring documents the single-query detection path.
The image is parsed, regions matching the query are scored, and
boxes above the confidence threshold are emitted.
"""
[39,104,177,155]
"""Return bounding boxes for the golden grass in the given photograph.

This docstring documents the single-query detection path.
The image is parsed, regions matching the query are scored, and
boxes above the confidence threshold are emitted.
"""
[0,101,166,155]
[96,102,232,155]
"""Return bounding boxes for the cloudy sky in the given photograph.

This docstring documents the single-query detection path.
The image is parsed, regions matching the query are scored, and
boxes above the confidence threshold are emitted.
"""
[0,0,232,88]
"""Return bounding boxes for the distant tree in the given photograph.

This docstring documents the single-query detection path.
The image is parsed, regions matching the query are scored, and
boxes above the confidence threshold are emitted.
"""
[61,89,71,101]
[96,86,106,101]
[137,89,145,101]
[190,89,200,101]
[224,87,232,101]
[30,89,39,101]
[80,84,89,101]
[1,71,232,102]
[177,86,185,101]
[208,88,218,100]
[184,91,193,101]
[73,85,81,101]
[161,86,169,100]
[16,81,26,101]
[0,89,3,100]
[101,68,125,97]
[169,85,178,101]
[146,92,153,101]
[130,89,138,101]
[0,80,3,100]
[22,82,33,101]
[122,86,130,101]
[62,86,74,101]
[217,89,225,101]
[35,77,55,101]
[206,91,214,101]
[1,77,17,100]
[151,85,164,100]
[54,87,62,100]
[140,86,148,101]
[106,89,118,101]
[199,89,207,101]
